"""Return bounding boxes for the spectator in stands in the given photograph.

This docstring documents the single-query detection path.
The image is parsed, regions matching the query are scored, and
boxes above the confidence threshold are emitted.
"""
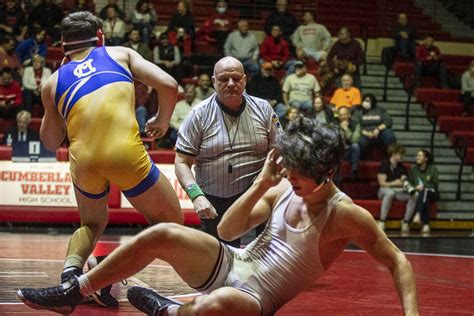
[28,0,63,43]
[22,55,51,114]
[198,0,233,52]
[247,62,286,119]
[327,27,364,89]
[195,73,215,100]
[0,67,23,119]
[329,73,361,111]
[260,25,294,73]
[224,19,259,77]
[132,0,157,45]
[415,34,448,89]
[461,60,474,116]
[338,106,361,180]
[123,28,152,61]
[99,0,124,21]
[311,95,334,124]
[167,0,195,51]
[0,35,22,77]
[392,13,416,59]
[153,33,182,83]
[291,11,332,65]
[134,81,152,136]
[69,0,95,14]
[377,144,417,232]
[0,0,27,41]
[103,6,127,46]
[15,27,47,67]
[280,106,299,129]
[1,110,39,147]
[282,61,321,112]
[353,93,396,157]
[405,149,439,234]
[164,83,202,148]
[264,0,298,41]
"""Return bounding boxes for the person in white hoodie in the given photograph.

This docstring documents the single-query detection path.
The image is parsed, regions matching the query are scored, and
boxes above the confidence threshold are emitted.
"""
[21,54,51,113]
[292,11,332,64]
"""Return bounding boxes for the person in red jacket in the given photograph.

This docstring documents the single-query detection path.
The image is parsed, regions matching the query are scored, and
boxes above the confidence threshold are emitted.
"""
[198,0,233,52]
[0,67,23,119]
[415,34,448,89]
[260,25,296,73]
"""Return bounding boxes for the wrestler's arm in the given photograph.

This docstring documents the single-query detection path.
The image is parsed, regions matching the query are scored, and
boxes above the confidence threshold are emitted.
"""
[40,72,67,151]
[339,202,419,315]
[218,149,288,241]
[125,47,178,135]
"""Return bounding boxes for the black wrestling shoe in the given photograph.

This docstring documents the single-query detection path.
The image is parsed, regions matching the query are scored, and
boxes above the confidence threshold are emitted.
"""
[17,276,83,314]
[61,268,83,284]
[127,286,182,316]
[86,255,119,308]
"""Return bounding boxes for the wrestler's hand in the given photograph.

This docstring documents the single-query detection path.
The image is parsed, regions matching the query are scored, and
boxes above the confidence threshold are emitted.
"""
[193,196,218,220]
[145,116,169,138]
[256,149,286,189]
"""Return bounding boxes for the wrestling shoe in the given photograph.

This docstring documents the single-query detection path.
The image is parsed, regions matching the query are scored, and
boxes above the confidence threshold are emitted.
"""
[61,268,83,284]
[86,255,119,307]
[17,276,83,314]
[127,286,182,316]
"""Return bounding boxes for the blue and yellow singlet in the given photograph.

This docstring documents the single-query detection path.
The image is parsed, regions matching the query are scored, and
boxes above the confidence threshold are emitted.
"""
[55,47,159,199]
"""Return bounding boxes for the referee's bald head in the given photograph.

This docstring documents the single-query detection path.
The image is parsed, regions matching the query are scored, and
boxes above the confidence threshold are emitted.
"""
[213,57,244,77]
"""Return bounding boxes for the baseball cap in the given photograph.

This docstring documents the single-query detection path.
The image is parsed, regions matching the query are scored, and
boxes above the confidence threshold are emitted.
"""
[294,61,305,68]
[262,62,273,70]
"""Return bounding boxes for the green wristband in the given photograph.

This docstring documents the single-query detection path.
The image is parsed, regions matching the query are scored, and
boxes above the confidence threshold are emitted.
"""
[185,183,204,201]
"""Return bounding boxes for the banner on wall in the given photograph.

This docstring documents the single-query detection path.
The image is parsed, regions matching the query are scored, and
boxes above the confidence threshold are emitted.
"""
[121,164,194,209]
[0,162,194,209]
[0,161,77,207]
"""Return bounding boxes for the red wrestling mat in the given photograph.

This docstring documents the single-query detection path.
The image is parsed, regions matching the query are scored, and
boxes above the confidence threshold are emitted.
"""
[0,234,472,315]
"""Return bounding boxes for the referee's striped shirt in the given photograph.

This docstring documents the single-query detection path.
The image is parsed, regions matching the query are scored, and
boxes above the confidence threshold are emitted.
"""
[176,93,282,198]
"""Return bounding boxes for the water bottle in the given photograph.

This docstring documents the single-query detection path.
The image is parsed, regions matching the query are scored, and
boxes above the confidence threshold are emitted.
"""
[6,133,12,146]
[418,178,424,190]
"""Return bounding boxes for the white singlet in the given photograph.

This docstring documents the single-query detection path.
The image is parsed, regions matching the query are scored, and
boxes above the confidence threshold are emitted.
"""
[195,187,348,315]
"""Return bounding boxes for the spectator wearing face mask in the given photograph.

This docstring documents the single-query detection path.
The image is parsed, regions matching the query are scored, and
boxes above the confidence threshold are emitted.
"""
[352,93,397,157]
[198,0,233,52]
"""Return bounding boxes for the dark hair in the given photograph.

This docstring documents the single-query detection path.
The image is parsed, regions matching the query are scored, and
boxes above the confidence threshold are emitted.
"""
[387,143,406,157]
[60,11,102,42]
[1,67,13,75]
[418,149,433,165]
[362,93,377,108]
[136,0,148,11]
[34,27,45,36]
[277,116,346,183]
[1,35,14,45]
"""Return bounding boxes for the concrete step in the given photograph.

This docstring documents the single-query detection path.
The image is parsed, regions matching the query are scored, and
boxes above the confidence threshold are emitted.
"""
[362,88,408,99]
[439,182,474,193]
[361,76,401,86]
[392,116,431,127]
[437,200,474,212]
[394,130,448,142]
[439,192,474,201]
[436,211,474,220]
[404,147,459,159]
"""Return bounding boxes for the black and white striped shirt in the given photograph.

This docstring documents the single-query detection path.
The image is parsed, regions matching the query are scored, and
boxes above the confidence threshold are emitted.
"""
[176,93,281,198]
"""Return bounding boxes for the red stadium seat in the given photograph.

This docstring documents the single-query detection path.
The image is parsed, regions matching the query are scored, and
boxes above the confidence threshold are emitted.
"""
[416,89,460,103]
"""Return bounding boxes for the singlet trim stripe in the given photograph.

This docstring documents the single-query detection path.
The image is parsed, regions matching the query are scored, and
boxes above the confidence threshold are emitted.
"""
[74,183,110,199]
[193,242,224,292]
[122,163,160,197]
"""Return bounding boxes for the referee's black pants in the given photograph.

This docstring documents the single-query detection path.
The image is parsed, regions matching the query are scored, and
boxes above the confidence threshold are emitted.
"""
[203,192,267,248]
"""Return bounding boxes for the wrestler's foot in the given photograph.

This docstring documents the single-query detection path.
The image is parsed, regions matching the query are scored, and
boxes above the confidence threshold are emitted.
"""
[127,286,182,316]
[17,276,83,314]
[86,255,119,307]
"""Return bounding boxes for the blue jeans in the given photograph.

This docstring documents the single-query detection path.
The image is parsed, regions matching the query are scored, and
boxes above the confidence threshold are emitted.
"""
[273,102,288,119]
[345,143,361,172]
[135,106,148,134]
[359,128,397,157]
[289,99,313,112]
[241,59,260,77]
[396,38,416,59]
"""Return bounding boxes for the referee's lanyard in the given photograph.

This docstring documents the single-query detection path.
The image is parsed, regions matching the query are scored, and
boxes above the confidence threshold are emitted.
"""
[222,113,241,173]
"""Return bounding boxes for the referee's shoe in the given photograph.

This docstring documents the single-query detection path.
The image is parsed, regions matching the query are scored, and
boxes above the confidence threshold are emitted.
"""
[87,255,119,308]
[127,286,182,315]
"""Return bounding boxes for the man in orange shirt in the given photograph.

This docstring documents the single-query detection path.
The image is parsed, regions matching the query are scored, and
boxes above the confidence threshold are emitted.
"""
[329,74,361,110]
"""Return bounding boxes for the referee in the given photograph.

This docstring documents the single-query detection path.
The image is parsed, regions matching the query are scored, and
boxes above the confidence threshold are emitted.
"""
[175,56,282,247]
